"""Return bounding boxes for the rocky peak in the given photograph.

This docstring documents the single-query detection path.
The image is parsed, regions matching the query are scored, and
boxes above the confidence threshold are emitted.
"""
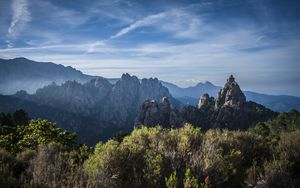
[135,99,160,128]
[110,73,141,121]
[14,90,30,100]
[159,97,171,127]
[215,75,246,108]
[228,74,235,83]
[161,97,170,109]
[89,77,112,88]
[120,73,139,83]
[113,73,140,96]
[85,77,112,100]
[139,77,170,103]
[198,93,214,109]
[135,96,182,128]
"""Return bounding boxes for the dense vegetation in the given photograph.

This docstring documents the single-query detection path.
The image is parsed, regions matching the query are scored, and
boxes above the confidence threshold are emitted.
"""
[1,110,300,188]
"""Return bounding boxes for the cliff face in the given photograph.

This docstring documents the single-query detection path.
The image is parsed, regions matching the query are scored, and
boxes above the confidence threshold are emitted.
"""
[197,93,215,110]
[109,74,174,123]
[11,73,179,144]
[136,75,277,130]
[135,97,182,128]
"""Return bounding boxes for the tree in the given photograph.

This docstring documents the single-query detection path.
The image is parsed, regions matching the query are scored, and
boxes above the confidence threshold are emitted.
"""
[13,109,30,126]
[16,120,77,151]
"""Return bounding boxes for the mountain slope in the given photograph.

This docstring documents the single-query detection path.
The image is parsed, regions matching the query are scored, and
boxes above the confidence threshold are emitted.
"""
[0,57,94,94]
[244,91,300,112]
[0,94,103,144]
[2,74,179,145]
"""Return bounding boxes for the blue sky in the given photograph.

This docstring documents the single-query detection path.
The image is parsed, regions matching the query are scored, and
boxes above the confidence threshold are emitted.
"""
[0,0,300,96]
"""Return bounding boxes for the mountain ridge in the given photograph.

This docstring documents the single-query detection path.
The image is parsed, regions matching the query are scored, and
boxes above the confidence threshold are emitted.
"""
[161,81,300,112]
[0,57,299,112]
[135,75,277,130]
[0,57,95,94]
[1,73,180,145]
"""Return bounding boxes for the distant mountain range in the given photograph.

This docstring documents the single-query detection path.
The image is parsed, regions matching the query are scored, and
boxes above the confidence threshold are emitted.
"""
[1,57,298,144]
[161,81,300,112]
[0,57,299,113]
[0,57,94,94]
[0,57,300,112]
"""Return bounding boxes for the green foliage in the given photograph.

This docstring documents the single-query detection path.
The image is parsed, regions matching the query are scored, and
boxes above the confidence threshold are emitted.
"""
[18,120,77,150]
[1,110,300,188]
[0,119,77,153]
[165,171,178,188]
[0,109,30,127]
[251,110,300,140]
[184,168,199,188]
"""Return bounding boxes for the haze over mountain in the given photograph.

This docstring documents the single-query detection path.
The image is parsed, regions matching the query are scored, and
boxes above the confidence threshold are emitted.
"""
[0,70,179,144]
[0,57,299,112]
[1,0,300,96]
[161,81,300,112]
[1,1,300,187]
[0,57,94,94]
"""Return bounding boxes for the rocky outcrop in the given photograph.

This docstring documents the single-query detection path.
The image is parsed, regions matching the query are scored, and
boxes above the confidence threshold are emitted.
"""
[197,93,214,110]
[135,97,182,128]
[139,78,171,104]
[12,73,180,144]
[135,99,161,128]
[110,73,141,122]
[215,75,246,108]
[137,75,277,130]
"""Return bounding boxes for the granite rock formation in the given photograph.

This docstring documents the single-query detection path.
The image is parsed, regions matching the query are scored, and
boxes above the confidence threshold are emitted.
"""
[197,93,215,110]
[10,73,180,145]
[137,75,277,130]
[215,75,246,108]
[135,97,182,128]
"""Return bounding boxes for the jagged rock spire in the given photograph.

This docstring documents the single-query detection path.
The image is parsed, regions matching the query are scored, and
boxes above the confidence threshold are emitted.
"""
[215,75,246,108]
[197,93,214,109]
[135,96,182,128]
[228,74,235,83]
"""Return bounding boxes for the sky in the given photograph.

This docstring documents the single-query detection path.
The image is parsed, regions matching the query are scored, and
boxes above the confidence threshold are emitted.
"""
[0,0,300,96]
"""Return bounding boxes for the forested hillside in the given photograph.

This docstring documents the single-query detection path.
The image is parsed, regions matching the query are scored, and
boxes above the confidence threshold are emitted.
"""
[1,110,299,187]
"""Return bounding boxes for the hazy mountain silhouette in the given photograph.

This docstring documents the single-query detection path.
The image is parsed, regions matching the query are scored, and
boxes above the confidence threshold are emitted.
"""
[0,73,179,145]
[0,57,94,94]
[0,57,299,112]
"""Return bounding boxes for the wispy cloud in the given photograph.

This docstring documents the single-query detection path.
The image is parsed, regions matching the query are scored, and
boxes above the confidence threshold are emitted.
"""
[110,12,166,39]
[0,0,299,95]
[110,9,202,39]
[6,0,31,48]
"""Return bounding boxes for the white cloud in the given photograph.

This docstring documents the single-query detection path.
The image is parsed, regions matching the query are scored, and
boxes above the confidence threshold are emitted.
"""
[6,0,31,47]
[110,9,202,39]
[110,12,167,39]
[86,41,106,53]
